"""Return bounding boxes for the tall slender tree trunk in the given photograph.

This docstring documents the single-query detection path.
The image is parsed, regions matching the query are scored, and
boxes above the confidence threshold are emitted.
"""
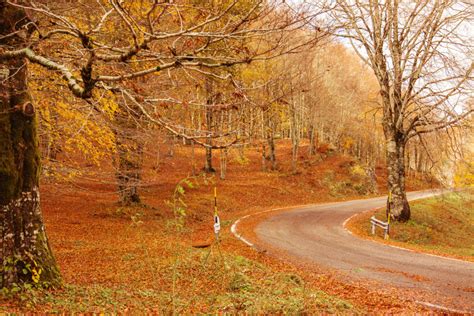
[289,82,299,173]
[263,106,276,170]
[203,78,215,173]
[308,124,317,156]
[291,137,298,173]
[416,146,423,177]
[0,3,61,288]
[220,148,228,180]
[267,133,276,170]
[204,141,214,172]
[290,108,299,173]
[365,162,378,194]
[191,140,196,176]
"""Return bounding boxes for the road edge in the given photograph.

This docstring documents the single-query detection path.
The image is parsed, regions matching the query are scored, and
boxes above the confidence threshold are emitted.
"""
[231,201,342,250]
[342,193,472,265]
[230,190,472,314]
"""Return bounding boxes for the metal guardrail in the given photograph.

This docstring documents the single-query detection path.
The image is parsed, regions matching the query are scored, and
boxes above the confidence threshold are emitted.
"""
[370,216,390,239]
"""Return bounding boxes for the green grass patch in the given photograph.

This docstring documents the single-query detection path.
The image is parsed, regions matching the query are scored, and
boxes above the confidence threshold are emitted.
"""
[362,190,473,259]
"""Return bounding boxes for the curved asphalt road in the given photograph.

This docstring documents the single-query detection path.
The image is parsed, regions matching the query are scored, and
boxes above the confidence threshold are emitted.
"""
[246,190,474,312]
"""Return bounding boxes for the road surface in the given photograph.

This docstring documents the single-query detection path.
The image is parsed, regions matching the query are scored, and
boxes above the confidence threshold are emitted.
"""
[237,190,474,312]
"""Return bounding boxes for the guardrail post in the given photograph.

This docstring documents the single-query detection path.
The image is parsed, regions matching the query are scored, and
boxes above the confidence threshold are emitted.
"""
[370,216,390,238]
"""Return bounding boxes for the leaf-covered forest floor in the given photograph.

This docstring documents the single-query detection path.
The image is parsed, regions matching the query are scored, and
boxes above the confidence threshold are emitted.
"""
[1,140,439,313]
[347,190,474,262]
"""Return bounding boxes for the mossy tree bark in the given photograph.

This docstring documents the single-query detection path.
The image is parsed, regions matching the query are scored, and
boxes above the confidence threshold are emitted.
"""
[0,2,61,289]
[383,121,410,222]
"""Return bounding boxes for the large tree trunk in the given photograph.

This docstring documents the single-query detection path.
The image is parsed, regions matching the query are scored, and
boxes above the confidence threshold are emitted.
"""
[385,135,410,222]
[0,3,61,289]
[204,145,214,173]
[267,133,276,170]
[114,112,143,206]
[116,141,143,206]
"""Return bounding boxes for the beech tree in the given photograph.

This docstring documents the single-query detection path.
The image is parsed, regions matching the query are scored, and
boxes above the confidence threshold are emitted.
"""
[333,0,473,221]
[0,3,61,289]
[0,0,321,289]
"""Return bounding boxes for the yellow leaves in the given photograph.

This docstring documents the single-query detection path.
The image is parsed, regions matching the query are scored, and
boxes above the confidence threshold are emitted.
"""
[63,119,116,167]
[59,102,115,155]
[31,267,42,284]
[240,58,278,84]
[343,137,354,150]
[454,160,474,187]
[350,164,366,178]
[94,89,119,119]
[31,65,116,178]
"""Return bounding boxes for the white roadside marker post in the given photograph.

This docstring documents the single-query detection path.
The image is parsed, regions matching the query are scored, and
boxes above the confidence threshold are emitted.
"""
[213,187,220,242]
